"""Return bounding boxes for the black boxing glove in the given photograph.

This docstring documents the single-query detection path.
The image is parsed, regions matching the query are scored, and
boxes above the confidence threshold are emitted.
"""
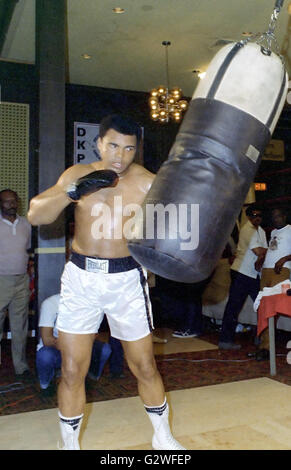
[286,289,291,296]
[67,169,119,201]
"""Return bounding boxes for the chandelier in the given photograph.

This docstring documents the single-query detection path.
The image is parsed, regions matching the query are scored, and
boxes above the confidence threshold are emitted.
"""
[149,41,188,123]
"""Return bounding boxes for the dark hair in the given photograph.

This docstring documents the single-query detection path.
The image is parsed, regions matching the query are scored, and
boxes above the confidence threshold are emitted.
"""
[99,114,142,146]
[245,204,262,217]
[0,189,18,201]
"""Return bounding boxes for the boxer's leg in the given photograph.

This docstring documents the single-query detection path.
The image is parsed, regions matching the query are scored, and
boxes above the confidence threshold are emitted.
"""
[57,331,95,449]
[122,334,164,405]
[122,334,185,450]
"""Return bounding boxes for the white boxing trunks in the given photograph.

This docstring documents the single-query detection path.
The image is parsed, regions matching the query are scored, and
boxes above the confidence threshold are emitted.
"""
[56,252,154,341]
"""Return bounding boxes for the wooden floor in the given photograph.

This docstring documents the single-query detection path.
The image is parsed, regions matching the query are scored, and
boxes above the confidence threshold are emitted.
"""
[152,328,218,355]
[99,327,219,354]
[1,378,291,450]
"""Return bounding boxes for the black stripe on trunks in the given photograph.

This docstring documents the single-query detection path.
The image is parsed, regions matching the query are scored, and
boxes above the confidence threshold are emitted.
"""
[137,267,153,333]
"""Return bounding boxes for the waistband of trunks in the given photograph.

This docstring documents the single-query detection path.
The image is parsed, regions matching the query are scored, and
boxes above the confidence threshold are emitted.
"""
[70,251,141,273]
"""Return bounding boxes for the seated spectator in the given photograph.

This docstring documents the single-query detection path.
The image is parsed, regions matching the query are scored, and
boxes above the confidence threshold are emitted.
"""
[36,293,124,395]
[256,207,291,361]
[107,337,125,378]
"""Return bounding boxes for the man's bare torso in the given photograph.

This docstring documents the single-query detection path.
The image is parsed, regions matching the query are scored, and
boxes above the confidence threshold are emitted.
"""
[71,162,154,258]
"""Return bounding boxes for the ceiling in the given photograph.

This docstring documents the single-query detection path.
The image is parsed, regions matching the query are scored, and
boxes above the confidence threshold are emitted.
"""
[1,0,291,98]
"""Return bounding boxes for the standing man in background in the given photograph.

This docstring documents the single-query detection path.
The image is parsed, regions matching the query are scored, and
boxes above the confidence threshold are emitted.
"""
[218,205,267,350]
[0,189,32,379]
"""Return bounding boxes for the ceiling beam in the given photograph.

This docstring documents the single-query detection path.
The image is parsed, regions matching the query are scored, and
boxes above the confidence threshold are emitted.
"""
[0,0,19,55]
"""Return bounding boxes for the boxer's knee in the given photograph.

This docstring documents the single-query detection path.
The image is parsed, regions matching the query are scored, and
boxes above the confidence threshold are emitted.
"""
[128,354,157,383]
[61,358,87,388]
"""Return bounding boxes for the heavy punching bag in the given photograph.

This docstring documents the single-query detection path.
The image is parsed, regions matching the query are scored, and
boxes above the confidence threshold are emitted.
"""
[128,1,289,283]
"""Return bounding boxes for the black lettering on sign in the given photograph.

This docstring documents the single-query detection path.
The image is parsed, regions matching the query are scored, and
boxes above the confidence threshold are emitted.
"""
[78,141,85,150]
[77,128,86,137]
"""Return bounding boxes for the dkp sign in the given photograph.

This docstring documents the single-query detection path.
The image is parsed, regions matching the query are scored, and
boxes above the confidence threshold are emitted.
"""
[74,122,101,164]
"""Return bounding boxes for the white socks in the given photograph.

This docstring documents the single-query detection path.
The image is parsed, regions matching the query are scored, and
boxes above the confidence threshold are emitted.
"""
[58,400,185,450]
[58,411,83,450]
[144,398,185,450]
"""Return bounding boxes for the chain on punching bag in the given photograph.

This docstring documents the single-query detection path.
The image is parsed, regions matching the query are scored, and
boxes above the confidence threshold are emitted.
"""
[128,1,289,283]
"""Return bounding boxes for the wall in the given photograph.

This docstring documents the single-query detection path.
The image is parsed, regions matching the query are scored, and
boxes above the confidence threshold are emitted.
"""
[0,62,181,197]
[0,60,38,202]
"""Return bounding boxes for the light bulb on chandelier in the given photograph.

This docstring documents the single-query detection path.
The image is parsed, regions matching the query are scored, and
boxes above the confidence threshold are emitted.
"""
[149,41,188,123]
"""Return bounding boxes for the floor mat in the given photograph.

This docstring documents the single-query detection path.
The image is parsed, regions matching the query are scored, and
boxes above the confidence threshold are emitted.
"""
[1,378,291,450]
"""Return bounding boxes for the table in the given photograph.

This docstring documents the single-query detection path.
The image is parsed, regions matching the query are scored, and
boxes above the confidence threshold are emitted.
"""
[257,293,291,375]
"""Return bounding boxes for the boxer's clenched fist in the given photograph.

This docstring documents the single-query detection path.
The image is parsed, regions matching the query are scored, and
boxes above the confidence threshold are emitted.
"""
[67,169,119,201]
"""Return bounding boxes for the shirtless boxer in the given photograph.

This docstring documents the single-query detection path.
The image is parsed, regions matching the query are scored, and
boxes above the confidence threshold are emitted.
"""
[28,114,184,450]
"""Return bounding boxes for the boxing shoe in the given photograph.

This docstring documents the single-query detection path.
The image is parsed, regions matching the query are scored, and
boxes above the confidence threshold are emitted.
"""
[58,433,79,451]
[152,431,186,451]
[145,400,185,450]
[58,412,83,450]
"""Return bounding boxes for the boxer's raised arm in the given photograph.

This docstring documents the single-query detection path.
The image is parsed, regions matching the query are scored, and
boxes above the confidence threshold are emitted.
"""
[27,166,80,226]
[28,166,119,226]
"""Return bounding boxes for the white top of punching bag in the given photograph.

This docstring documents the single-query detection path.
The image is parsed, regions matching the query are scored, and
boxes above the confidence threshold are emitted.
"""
[193,42,288,134]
